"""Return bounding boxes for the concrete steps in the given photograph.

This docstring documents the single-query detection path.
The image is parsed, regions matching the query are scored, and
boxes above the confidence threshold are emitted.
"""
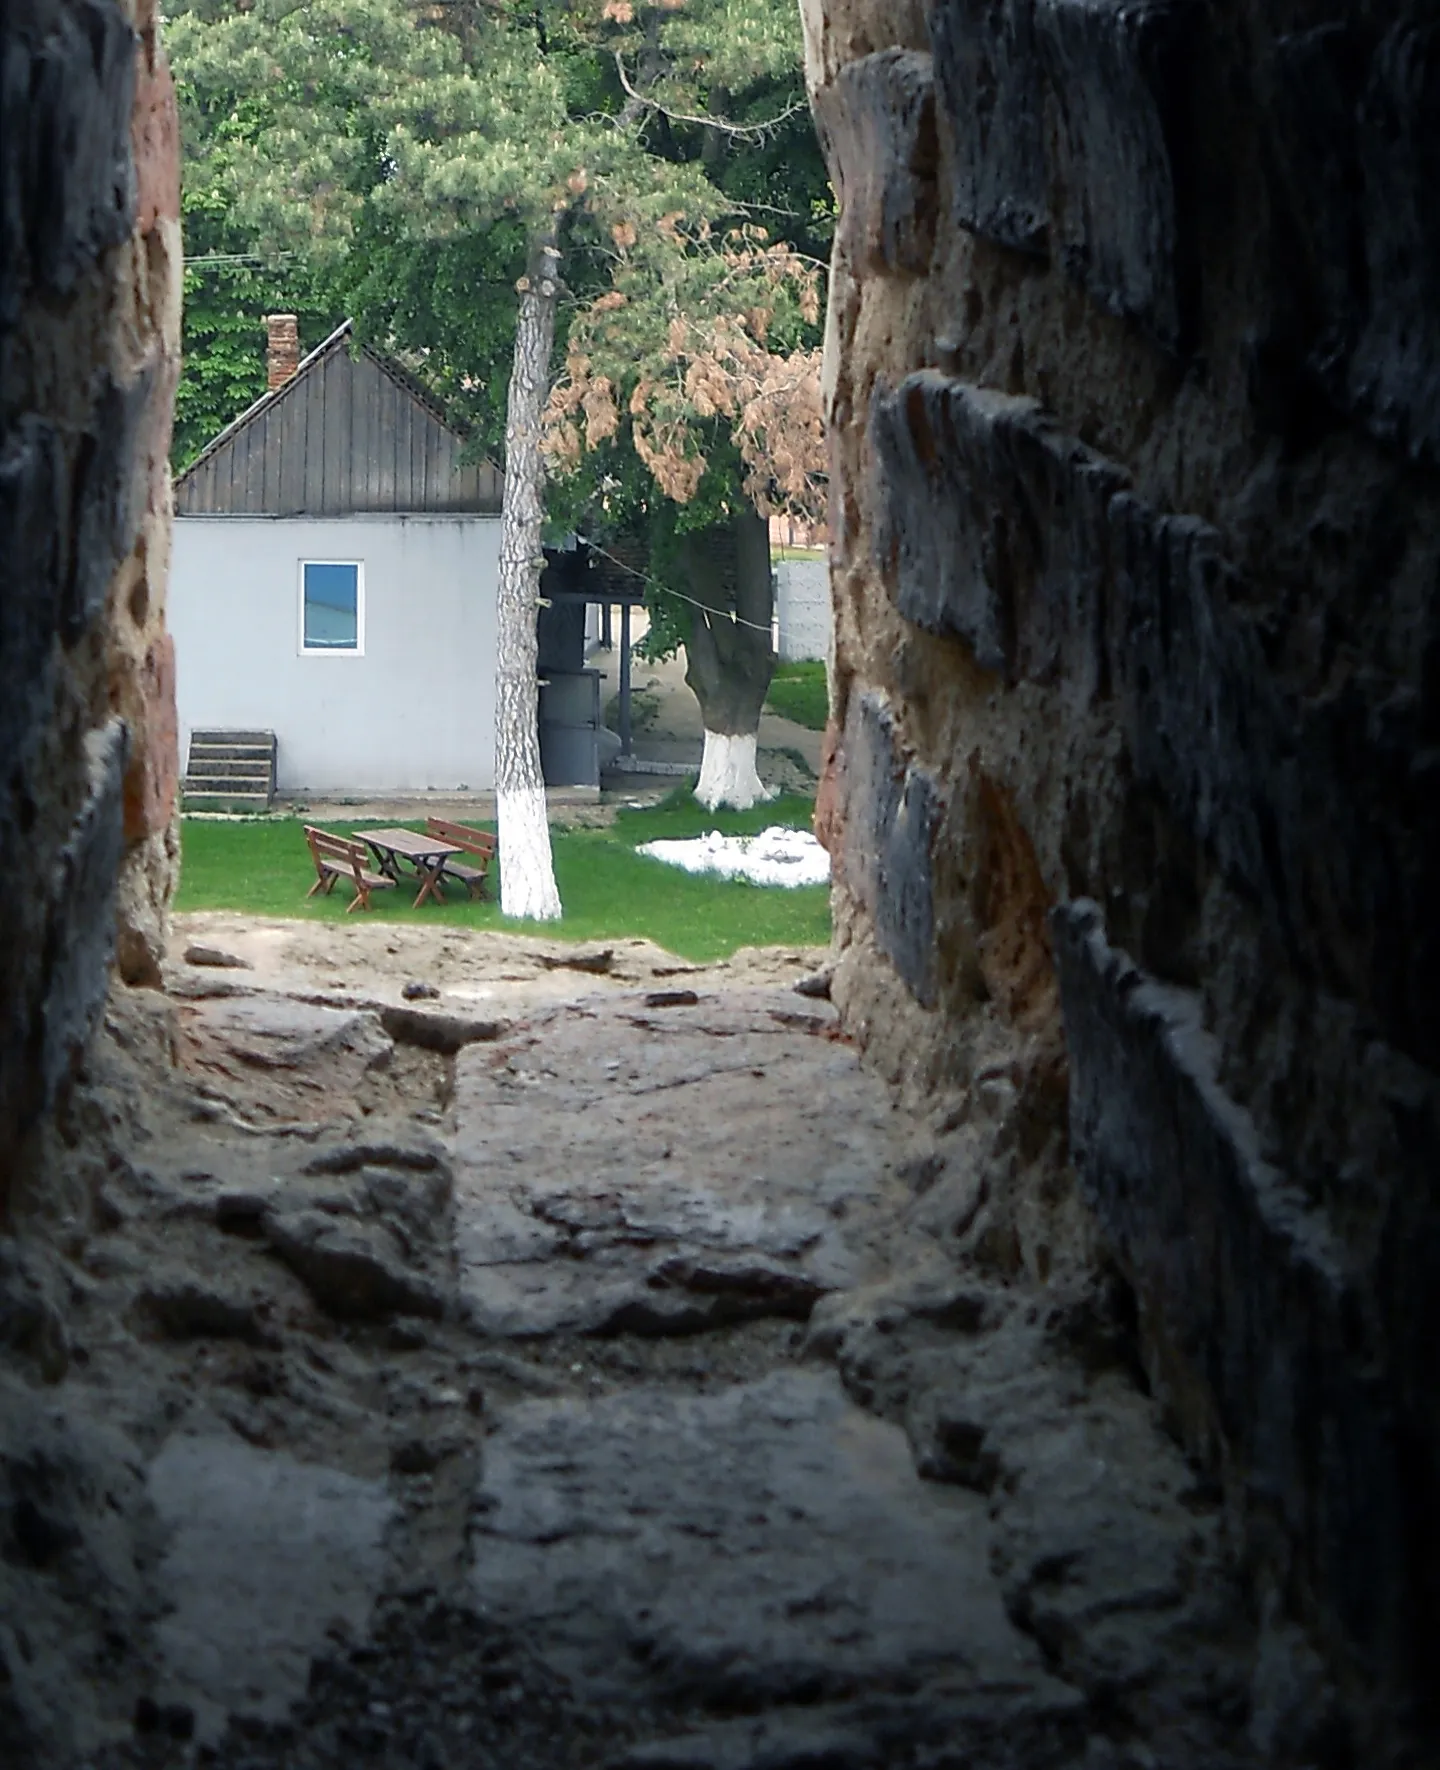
[183,730,276,811]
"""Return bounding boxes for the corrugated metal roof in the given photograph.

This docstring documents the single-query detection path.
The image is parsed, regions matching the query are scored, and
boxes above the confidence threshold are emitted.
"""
[175,321,504,516]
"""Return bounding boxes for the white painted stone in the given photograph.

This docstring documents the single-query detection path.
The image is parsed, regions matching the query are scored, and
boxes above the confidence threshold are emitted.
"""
[497,784,562,920]
[695,730,774,811]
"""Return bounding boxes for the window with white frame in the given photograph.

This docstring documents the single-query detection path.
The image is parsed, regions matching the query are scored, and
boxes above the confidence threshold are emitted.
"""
[300,561,363,653]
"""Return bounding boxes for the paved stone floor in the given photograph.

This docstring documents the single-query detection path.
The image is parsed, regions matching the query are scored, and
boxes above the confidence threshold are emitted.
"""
[2,932,1264,1768]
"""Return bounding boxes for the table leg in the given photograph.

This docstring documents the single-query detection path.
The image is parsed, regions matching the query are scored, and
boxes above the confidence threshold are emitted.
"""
[412,861,446,908]
[365,841,402,881]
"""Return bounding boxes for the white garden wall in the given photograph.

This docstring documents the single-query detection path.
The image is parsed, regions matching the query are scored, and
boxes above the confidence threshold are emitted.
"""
[775,558,831,662]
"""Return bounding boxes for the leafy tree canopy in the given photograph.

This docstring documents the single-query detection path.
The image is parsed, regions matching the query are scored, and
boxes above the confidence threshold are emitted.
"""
[168,0,830,695]
[168,0,827,477]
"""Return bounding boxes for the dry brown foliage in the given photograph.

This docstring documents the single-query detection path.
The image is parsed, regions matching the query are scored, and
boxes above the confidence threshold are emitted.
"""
[544,236,825,520]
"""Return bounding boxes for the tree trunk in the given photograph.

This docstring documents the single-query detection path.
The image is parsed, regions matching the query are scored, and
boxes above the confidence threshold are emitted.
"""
[680,505,777,811]
[495,227,562,920]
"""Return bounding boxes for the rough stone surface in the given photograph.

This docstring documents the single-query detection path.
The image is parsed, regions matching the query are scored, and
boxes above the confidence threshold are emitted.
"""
[40,723,128,1105]
[813,50,937,276]
[810,0,1440,1751]
[0,0,137,319]
[452,989,904,1336]
[1265,18,1440,461]
[178,995,396,1122]
[121,634,178,841]
[839,696,941,1007]
[132,1273,269,1343]
[0,1372,155,1762]
[378,1002,508,1053]
[813,1274,1257,1757]
[1,0,181,1195]
[0,952,1273,1767]
[925,0,1197,342]
[470,1368,1064,1711]
[3,0,1438,1755]
[1051,902,1420,1683]
[148,1436,394,1741]
[1033,0,1197,350]
[870,373,1128,683]
[264,1208,448,1321]
[928,0,1047,255]
[182,943,252,970]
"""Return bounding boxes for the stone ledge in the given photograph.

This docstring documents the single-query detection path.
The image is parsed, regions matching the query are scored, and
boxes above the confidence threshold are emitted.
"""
[1051,899,1410,1676]
[813,48,938,276]
[841,695,941,1007]
[870,371,1440,1065]
[1035,0,1198,350]
[929,0,1048,256]
[924,0,1197,345]
[870,371,1127,683]
[0,0,137,322]
[40,719,127,1109]
[0,417,65,767]
[1266,19,1440,462]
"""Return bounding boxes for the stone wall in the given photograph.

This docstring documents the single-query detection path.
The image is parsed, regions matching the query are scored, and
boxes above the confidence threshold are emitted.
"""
[1,0,181,1211]
[806,0,1440,1754]
[775,557,833,662]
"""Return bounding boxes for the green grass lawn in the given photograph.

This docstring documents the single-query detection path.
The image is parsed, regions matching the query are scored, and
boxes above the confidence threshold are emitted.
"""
[764,660,828,732]
[175,789,830,962]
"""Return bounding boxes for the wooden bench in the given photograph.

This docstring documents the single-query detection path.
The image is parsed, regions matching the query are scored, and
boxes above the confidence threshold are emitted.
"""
[303,826,397,912]
[425,818,497,900]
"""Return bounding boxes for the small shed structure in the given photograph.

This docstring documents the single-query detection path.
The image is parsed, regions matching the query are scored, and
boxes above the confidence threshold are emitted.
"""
[171,320,506,797]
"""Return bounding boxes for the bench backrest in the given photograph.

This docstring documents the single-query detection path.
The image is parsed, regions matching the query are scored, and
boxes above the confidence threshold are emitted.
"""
[304,825,370,872]
[426,818,496,861]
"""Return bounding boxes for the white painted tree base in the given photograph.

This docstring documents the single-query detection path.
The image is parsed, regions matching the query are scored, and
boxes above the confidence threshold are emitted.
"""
[694,730,775,812]
[497,786,562,920]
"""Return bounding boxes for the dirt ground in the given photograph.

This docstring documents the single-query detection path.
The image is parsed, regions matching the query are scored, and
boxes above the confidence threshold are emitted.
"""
[0,912,1274,1770]
[169,911,825,1012]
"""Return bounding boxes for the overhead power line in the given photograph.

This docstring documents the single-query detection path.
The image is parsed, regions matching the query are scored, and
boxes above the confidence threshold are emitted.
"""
[182,252,297,269]
[584,538,776,636]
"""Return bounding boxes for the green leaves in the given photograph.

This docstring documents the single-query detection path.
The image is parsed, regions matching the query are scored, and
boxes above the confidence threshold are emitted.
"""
[167,0,829,492]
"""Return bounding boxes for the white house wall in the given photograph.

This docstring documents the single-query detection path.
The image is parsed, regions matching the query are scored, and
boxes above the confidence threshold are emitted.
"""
[171,515,502,792]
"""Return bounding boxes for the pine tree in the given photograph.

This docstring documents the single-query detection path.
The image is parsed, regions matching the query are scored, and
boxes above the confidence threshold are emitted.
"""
[168,0,821,850]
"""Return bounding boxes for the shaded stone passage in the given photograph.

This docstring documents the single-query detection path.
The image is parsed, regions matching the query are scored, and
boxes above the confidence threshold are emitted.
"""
[0,950,1264,1769]
[449,990,901,1336]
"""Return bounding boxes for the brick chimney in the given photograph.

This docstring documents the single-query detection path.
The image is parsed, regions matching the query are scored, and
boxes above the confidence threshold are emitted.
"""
[265,313,300,389]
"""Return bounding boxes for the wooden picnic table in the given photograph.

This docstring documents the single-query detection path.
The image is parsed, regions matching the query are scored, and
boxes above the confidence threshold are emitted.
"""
[355,827,464,908]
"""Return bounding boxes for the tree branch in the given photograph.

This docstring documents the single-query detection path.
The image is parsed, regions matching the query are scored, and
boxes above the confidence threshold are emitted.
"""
[613,55,807,139]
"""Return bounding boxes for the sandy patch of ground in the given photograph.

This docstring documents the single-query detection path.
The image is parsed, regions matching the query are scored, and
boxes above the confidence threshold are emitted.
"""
[171,911,828,1013]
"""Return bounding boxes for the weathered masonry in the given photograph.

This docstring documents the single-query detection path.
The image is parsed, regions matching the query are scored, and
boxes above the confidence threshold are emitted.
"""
[3,0,1439,1763]
[1,0,182,1192]
[806,0,1440,1757]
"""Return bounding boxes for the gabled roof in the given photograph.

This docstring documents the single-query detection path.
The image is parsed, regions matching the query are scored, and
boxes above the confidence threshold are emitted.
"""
[175,321,504,518]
